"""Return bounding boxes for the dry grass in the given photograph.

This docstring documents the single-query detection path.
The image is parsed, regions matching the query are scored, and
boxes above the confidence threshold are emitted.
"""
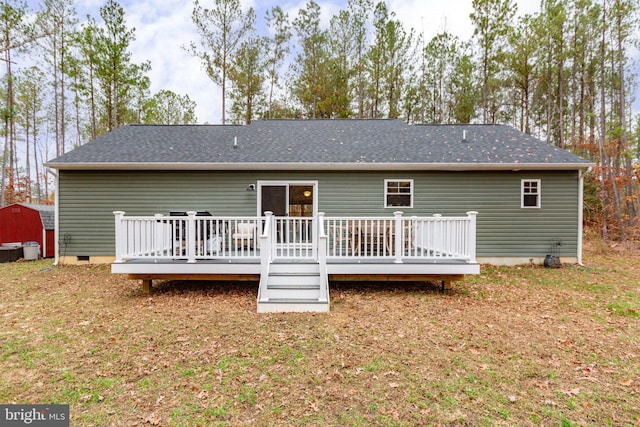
[1,240,639,426]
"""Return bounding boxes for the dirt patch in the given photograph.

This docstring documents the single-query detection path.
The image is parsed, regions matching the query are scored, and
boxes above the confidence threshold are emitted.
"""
[1,243,639,426]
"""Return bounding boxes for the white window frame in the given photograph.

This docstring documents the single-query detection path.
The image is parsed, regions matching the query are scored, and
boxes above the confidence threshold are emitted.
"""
[384,179,414,208]
[256,180,318,217]
[521,179,541,209]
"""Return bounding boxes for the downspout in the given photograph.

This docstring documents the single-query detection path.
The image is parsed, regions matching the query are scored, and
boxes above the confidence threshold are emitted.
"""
[51,170,59,266]
[577,167,590,266]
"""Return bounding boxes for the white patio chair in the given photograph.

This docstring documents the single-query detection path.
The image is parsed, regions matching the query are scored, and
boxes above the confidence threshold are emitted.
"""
[232,222,257,247]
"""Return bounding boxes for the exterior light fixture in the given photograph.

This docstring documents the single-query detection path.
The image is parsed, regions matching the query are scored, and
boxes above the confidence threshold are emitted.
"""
[247,184,255,191]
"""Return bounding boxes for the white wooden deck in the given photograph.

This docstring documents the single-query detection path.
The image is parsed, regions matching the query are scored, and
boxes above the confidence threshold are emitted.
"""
[111,211,479,312]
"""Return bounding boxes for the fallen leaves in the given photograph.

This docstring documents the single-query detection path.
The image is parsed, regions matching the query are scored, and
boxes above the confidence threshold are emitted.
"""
[142,412,161,425]
[2,249,640,425]
[560,388,580,397]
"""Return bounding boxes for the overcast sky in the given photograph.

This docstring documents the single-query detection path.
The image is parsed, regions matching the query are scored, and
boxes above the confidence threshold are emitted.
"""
[68,0,636,123]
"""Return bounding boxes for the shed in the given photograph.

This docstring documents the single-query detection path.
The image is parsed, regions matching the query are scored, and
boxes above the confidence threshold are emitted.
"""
[0,203,55,258]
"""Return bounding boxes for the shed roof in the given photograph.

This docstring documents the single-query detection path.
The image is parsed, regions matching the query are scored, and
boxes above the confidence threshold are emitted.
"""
[45,120,592,171]
[1,203,55,230]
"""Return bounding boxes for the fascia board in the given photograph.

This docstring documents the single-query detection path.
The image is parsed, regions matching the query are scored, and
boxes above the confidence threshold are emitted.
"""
[45,162,595,171]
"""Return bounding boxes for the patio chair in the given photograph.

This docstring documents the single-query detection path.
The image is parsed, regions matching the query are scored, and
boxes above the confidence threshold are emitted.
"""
[232,222,257,247]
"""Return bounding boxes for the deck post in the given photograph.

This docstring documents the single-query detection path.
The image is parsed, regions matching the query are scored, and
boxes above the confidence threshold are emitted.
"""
[393,211,403,263]
[153,214,164,257]
[317,212,329,302]
[186,211,197,263]
[141,279,152,294]
[258,212,273,303]
[261,211,273,263]
[466,211,478,263]
[113,211,125,263]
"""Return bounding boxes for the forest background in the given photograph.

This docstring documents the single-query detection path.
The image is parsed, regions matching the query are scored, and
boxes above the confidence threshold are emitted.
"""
[2,0,639,239]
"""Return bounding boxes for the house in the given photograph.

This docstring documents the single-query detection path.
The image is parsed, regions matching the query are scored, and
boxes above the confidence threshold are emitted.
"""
[45,120,593,312]
[0,203,55,258]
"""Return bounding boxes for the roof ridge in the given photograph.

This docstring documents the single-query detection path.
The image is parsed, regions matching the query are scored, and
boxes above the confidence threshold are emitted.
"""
[253,118,401,122]
[128,124,243,128]
[412,123,505,126]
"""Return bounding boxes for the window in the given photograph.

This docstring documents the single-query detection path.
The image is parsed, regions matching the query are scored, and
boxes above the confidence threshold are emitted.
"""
[522,179,541,208]
[385,179,413,208]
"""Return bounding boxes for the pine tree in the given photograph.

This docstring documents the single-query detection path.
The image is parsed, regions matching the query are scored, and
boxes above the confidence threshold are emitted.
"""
[189,0,253,124]
[264,6,291,119]
[142,90,197,125]
[470,0,516,123]
[36,0,77,156]
[228,32,266,124]
[291,0,329,118]
[91,0,150,133]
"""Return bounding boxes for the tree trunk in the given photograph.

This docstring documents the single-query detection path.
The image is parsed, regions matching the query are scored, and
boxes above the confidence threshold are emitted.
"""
[599,0,625,239]
[60,22,66,154]
[32,96,41,203]
[615,2,635,225]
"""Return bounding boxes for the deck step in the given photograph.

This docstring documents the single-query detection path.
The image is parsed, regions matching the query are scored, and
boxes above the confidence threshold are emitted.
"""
[269,263,320,274]
[257,261,329,313]
[267,273,320,288]
[263,298,328,303]
[259,268,328,309]
[265,278,321,299]
[268,283,320,290]
[257,299,330,313]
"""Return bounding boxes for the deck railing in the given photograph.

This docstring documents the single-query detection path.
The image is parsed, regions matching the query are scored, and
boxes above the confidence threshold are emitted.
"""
[113,211,477,264]
[113,211,263,263]
[323,211,477,263]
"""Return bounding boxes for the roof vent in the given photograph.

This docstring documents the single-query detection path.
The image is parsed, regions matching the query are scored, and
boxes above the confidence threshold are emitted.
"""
[462,130,468,143]
[233,136,238,149]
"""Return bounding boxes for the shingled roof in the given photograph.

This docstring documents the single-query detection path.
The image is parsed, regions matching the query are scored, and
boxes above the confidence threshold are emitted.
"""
[6,203,55,230]
[46,120,592,171]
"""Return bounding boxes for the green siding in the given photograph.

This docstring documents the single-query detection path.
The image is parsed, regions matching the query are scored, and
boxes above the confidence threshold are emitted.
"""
[58,170,580,258]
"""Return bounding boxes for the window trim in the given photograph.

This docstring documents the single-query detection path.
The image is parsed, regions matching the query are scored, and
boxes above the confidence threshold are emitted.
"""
[384,179,414,208]
[256,180,318,217]
[521,179,541,209]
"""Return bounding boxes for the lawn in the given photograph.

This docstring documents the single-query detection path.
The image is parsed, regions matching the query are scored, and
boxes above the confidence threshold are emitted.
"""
[1,238,639,426]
